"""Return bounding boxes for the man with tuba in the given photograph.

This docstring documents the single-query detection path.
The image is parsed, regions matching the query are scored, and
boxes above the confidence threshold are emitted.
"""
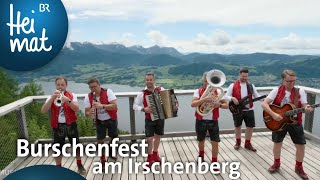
[225,68,261,152]
[41,76,86,175]
[191,70,228,167]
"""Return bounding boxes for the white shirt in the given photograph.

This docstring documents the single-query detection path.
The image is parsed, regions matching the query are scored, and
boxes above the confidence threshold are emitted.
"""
[46,92,78,123]
[267,87,307,106]
[225,82,261,110]
[133,86,165,112]
[84,89,117,121]
[193,88,225,120]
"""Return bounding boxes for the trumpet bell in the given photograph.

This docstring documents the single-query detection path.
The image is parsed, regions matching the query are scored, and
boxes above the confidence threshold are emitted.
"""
[54,90,64,107]
[54,97,63,107]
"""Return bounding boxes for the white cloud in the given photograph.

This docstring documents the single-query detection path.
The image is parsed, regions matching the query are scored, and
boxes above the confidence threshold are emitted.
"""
[61,0,320,54]
[118,33,136,46]
[147,31,168,46]
[143,31,320,54]
[193,30,231,46]
[62,0,320,27]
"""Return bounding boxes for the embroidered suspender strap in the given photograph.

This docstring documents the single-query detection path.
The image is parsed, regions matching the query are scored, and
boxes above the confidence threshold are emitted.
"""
[294,88,299,108]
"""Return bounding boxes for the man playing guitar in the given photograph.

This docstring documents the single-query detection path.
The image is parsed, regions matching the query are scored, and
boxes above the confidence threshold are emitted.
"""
[261,69,313,179]
[225,68,262,152]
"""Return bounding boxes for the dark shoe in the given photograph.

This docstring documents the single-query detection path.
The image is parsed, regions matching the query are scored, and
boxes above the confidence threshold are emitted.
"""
[234,143,241,150]
[101,160,106,172]
[268,163,280,173]
[109,146,117,161]
[295,166,309,180]
[198,155,204,162]
[109,156,117,161]
[77,164,87,176]
[244,144,257,152]
[211,161,220,174]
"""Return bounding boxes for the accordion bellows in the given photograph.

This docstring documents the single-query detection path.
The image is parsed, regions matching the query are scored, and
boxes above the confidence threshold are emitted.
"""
[146,89,178,121]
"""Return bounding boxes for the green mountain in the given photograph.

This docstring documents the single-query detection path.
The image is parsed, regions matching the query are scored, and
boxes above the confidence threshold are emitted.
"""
[4,42,319,85]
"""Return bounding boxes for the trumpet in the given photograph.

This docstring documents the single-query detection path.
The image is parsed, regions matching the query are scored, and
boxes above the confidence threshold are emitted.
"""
[54,90,64,107]
[196,69,226,116]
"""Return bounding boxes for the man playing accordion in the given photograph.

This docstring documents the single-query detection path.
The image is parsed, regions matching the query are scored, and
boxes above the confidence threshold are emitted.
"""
[133,72,165,168]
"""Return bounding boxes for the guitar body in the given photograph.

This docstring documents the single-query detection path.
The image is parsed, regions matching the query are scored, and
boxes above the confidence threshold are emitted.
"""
[263,104,295,131]
[229,101,246,115]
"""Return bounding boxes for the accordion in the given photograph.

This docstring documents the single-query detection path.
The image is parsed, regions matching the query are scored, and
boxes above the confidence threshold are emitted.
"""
[146,89,178,121]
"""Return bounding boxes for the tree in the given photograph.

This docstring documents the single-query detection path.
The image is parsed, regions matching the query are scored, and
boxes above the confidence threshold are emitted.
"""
[19,80,44,98]
[0,69,19,106]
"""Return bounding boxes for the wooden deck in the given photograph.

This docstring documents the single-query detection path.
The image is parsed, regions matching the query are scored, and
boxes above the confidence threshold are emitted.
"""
[13,132,320,180]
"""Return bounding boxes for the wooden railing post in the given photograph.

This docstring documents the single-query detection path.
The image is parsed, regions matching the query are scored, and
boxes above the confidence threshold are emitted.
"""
[304,93,316,133]
[129,97,136,142]
[16,107,29,140]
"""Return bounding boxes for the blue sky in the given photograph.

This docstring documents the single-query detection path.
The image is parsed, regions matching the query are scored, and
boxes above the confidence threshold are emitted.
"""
[62,0,320,54]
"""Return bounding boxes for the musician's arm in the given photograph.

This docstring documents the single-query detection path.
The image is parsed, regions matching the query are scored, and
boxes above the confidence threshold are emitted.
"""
[224,83,234,101]
[191,97,208,107]
[219,99,229,109]
[133,92,144,112]
[68,94,79,112]
[300,89,313,112]
[85,108,90,117]
[84,95,92,117]
[252,84,261,98]
[104,99,117,110]
[41,97,53,113]
[261,98,277,116]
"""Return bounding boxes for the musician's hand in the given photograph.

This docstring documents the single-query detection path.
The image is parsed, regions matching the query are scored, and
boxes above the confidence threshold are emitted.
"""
[89,108,96,115]
[174,100,179,111]
[305,105,314,113]
[61,96,71,103]
[93,102,104,109]
[203,96,214,103]
[292,118,299,125]
[213,102,221,108]
[231,97,239,105]
[51,90,60,99]
[272,113,283,121]
[144,107,153,114]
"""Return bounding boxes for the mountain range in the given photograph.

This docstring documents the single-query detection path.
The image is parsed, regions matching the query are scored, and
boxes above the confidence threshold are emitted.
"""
[8,42,320,82]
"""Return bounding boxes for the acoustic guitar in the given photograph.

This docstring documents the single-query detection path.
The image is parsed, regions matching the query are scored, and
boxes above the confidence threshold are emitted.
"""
[229,95,267,115]
[263,103,320,131]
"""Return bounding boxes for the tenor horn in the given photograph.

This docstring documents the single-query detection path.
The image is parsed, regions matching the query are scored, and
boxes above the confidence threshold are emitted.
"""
[196,69,226,116]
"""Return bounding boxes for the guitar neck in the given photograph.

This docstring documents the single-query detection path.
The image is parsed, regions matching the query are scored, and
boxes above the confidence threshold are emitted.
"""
[242,95,267,105]
[285,104,320,116]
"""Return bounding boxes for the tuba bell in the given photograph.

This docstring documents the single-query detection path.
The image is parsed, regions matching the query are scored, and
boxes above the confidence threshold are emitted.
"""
[196,69,226,116]
[54,90,64,107]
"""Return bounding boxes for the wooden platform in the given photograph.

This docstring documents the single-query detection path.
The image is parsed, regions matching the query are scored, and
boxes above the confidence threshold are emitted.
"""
[13,132,320,180]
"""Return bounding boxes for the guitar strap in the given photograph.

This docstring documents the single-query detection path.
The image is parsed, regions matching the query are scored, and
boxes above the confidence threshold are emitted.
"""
[247,83,253,95]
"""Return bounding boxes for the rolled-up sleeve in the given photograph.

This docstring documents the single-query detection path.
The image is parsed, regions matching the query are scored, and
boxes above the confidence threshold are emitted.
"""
[224,83,234,101]
[133,92,144,112]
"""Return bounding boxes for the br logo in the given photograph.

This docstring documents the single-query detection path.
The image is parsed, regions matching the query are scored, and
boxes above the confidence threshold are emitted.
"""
[0,0,68,71]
